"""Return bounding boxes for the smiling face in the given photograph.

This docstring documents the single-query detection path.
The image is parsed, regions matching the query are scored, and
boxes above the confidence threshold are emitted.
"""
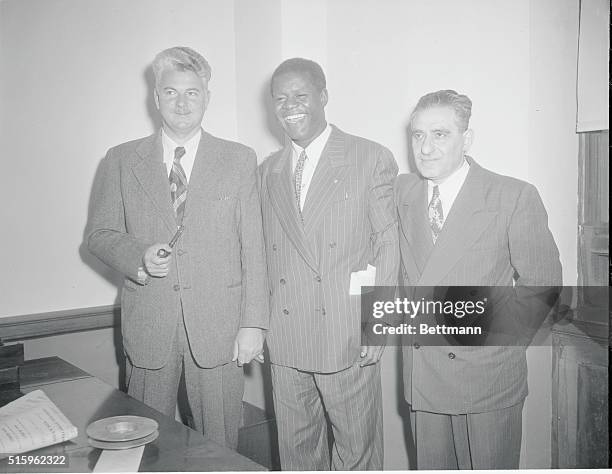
[154,69,209,143]
[271,71,328,148]
[411,105,473,184]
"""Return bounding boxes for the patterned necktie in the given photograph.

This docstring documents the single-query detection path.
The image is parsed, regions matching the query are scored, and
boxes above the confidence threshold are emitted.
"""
[169,146,187,224]
[293,149,308,215]
[428,184,444,243]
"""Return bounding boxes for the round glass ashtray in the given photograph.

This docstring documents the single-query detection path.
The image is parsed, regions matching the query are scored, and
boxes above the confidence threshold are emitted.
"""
[86,415,159,442]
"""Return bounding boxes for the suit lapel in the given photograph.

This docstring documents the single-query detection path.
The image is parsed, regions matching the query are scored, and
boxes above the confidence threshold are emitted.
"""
[418,161,497,285]
[131,132,176,232]
[268,146,318,273]
[398,178,433,281]
[301,126,352,236]
[183,130,222,224]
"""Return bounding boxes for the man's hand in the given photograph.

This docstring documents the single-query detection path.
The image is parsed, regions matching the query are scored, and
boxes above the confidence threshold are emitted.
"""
[232,327,265,366]
[359,345,385,367]
[143,244,172,277]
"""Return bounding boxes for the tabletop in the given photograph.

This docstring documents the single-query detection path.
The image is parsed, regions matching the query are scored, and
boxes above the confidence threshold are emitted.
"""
[0,357,266,472]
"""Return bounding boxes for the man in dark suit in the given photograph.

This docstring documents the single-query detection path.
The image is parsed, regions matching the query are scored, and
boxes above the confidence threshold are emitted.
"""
[259,58,399,470]
[395,89,562,469]
[85,47,268,448]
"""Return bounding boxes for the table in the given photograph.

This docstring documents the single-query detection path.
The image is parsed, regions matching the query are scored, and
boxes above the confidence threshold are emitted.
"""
[0,357,266,472]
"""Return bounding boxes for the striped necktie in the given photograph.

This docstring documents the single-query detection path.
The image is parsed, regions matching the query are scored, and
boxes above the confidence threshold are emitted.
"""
[293,149,308,215]
[428,184,444,243]
[169,146,187,224]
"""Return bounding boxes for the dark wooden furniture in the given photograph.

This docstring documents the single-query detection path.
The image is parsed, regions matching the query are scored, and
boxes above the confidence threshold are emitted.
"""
[552,318,608,468]
[0,357,266,472]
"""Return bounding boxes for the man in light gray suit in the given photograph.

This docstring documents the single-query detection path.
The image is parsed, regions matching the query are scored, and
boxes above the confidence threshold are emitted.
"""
[259,58,399,470]
[395,90,562,469]
[85,47,268,448]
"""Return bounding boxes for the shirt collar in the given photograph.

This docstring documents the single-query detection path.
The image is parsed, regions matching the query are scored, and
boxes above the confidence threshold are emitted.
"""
[291,124,332,160]
[428,158,470,192]
[161,128,202,157]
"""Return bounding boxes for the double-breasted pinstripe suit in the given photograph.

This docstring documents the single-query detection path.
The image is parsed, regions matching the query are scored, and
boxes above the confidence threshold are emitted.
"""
[259,125,399,470]
[395,158,562,469]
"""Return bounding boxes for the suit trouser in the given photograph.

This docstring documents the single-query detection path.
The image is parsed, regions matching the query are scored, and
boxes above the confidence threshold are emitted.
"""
[126,314,244,448]
[410,401,523,469]
[271,362,383,471]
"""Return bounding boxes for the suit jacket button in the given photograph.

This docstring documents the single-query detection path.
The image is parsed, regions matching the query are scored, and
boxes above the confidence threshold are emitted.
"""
[413,342,420,349]
[173,284,180,291]
[321,308,326,316]
[272,244,277,251]
[448,352,456,359]
[280,278,286,285]
[329,242,336,248]
[283,309,289,315]
[315,276,322,282]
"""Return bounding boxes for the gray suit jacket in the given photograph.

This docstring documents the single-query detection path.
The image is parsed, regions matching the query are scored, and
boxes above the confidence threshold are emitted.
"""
[259,125,399,373]
[86,130,269,369]
[395,158,562,414]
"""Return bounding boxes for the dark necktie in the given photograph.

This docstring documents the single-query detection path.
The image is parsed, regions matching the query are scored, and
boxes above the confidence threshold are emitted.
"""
[428,184,444,243]
[294,149,308,215]
[169,146,187,224]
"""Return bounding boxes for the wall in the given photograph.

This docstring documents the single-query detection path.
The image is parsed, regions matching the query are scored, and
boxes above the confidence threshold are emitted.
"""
[0,0,239,317]
[1,0,584,469]
[0,0,264,409]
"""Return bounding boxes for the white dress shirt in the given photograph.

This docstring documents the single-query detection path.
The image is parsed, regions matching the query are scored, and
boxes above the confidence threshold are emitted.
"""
[291,124,332,211]
[427,158,470,222]
[161,128,201,182]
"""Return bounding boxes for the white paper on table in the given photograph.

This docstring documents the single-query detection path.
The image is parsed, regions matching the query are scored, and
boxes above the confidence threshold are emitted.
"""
[0,389,77,457]
[93,446,145,473]
[349,264,376,295]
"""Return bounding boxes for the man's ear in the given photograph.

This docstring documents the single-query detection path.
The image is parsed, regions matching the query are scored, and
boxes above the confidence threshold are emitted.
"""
[204,89,211,109]
[154,89,160,110]
[320,88,329,107]
[463,128,474,152]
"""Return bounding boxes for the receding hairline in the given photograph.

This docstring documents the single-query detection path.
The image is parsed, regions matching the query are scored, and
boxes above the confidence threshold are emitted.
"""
[409,89,472,132]
[410,104,466,127]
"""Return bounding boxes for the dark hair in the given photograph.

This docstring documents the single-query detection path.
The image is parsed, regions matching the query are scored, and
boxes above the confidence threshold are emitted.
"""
[270,58,326,94]
[410,89,472,131]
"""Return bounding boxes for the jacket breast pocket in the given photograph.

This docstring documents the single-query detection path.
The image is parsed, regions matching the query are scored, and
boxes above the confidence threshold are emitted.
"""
[202,197,238,227]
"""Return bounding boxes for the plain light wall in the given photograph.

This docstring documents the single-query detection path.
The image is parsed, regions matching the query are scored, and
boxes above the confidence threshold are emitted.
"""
[1,0,585,469]
[0,0,262,411]
[0,0,239,317]
[521,1,580,466]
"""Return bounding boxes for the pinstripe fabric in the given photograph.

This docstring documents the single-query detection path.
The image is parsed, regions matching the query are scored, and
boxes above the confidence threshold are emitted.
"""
[271,363,383,470]
[260,125,398,470]
[260,125,399,373]
[395,158,562,468]
[412,402,523,469]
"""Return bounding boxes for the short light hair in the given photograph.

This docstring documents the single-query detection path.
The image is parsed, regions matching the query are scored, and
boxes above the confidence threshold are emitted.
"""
[152,47,211,87]
[410,89,472,131]
[270,58,326,94]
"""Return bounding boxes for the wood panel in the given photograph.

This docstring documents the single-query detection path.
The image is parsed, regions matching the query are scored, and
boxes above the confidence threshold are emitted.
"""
[0,305,119,342]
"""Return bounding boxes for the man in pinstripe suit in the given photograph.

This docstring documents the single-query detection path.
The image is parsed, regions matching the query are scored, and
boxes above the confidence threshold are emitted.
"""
[259,58,399,470]
[395,90,562,469]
